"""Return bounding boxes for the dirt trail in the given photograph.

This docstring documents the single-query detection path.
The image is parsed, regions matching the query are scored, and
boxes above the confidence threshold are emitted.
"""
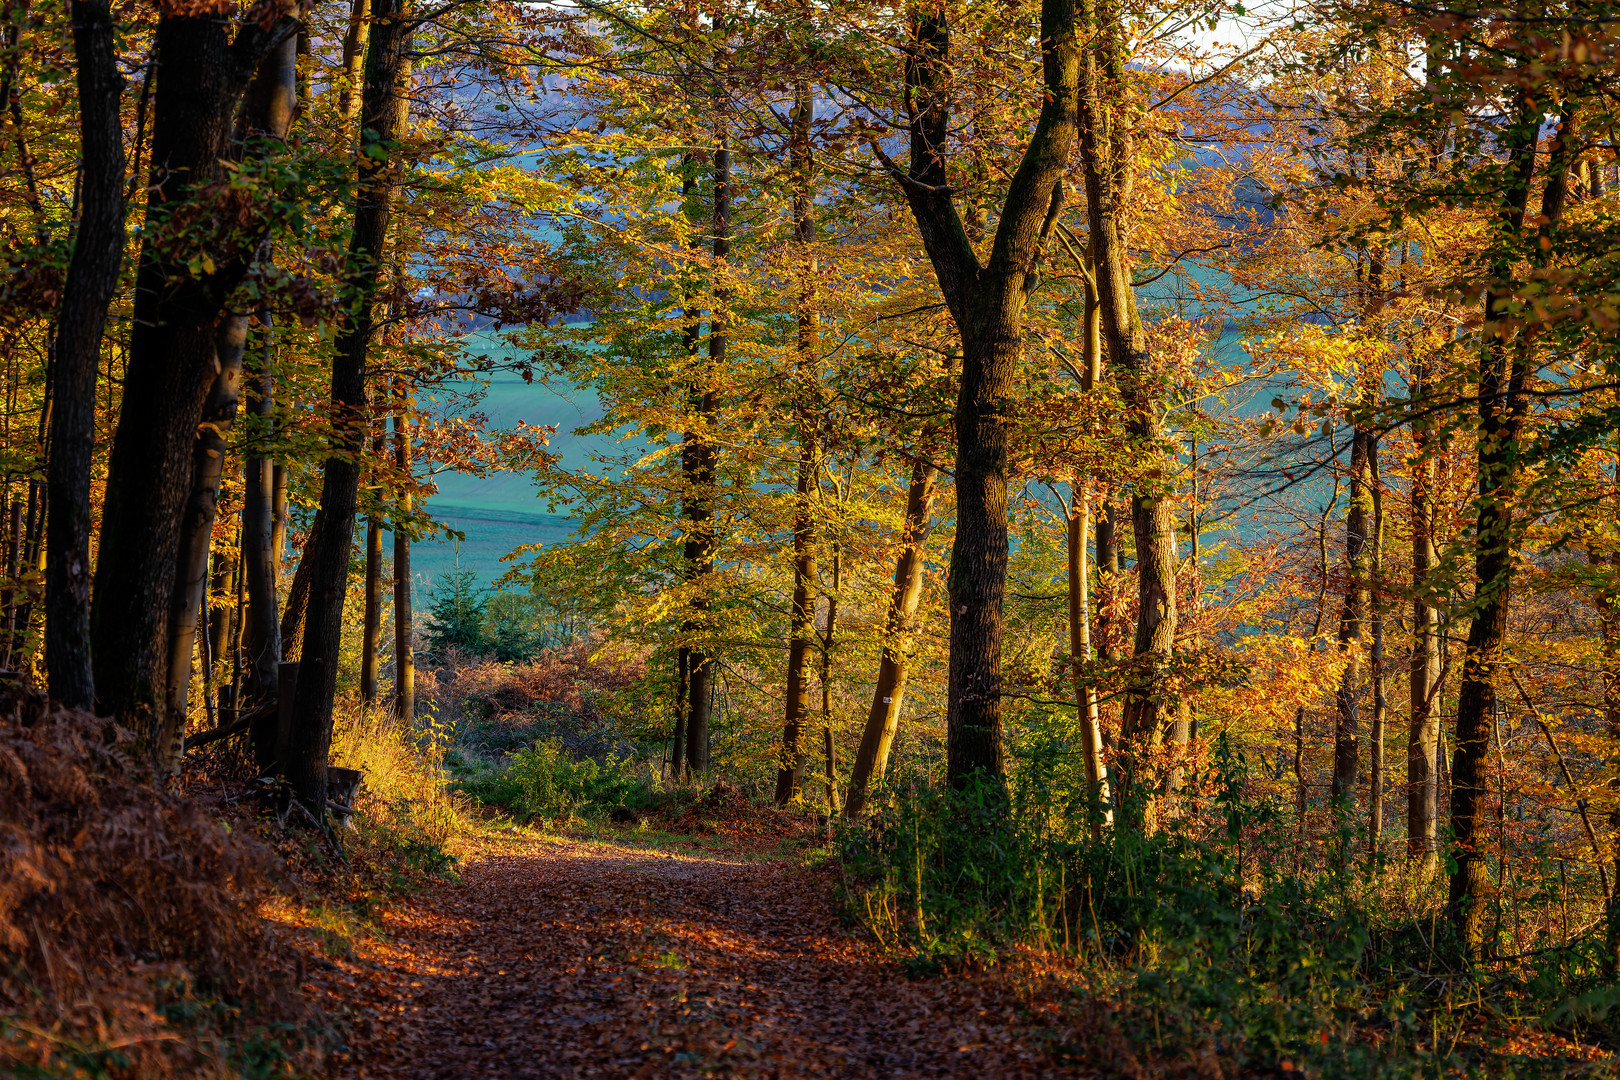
[319,835,1105,1079]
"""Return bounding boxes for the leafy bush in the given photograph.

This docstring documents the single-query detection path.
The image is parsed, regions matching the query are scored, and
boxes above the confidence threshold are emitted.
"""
[450,737,660,820]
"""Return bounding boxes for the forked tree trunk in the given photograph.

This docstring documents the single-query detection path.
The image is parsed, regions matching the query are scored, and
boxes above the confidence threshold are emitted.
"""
[157,316,246,771]
[887,0,1077,790]
[45,0,122,709]
[1077,0,1177,819]
[287,0,412,812]
[844,460,937,817]
[90,10,296,744]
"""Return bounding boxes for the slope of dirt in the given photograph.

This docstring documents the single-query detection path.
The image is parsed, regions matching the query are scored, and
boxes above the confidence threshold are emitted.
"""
[311,834,1127,1079]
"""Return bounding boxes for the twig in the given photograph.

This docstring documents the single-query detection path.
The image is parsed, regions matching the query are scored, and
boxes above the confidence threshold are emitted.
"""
[1510,668,1610,899]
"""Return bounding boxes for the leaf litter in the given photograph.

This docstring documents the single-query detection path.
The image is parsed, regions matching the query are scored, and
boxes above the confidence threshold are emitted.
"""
[311,830,1128,1079]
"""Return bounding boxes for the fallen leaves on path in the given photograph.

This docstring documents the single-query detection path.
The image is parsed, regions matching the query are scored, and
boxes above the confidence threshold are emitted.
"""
[308,833,1132,1079]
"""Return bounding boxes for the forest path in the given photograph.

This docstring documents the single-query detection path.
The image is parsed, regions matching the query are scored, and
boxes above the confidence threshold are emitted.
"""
[322,833,1104,1079]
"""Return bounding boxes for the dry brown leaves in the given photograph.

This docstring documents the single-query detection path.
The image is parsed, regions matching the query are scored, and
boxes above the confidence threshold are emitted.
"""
[311,827,1138,1080]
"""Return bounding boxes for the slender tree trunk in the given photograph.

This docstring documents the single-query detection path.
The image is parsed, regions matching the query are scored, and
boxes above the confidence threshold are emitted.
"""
[1408,358,1441,868]
[844,460,937,817]
[672,647,688,778]
[1069,273,1109,829]
[392,382,415,722]
[775,77,818,806]
[361,515,382,703]
[889,0,1077,791]
[1370,441,1386,853]
[89,11,296,742]
[271,462,289,578]
[287,0,411,811]
[1450,100,1564,953]
[1332,426,1373,820]
[338,0,370,122]
[45,0,123,709]
[821,540,840,811]
[242,321,279,708]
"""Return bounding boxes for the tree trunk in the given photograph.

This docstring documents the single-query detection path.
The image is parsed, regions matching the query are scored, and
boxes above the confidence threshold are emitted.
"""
[392,382,415,722]
[338,0,370,122]
[280,508,320,661]
[820,540,841,809]
[287,0,411,812]
[889,0,1077,791]
[1449,101,1565,953]
[844,460,937,817]
[1077,0,1176,815]
[157,316,245,772]
[671,646,688,777]
[775,76,818,807]
[1408,357,1441,868]
[1370,441,1386,854]
[89,11,296,743]
[242,323,280,708]
[1069,272,1110,829]
[361,515,382,703]
[1331,425,1373,821]
[45,0,122,709]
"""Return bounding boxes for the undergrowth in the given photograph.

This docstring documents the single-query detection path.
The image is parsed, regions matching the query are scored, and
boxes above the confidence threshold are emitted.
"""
[841,734,1620,1078]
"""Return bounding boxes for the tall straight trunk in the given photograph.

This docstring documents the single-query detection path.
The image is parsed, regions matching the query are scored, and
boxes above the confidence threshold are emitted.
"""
[820,541,840,809]
[242,322,279,707]
[671,646,688,777]
[1598,478,1620,971]
[271,462,289,577]
[1077,0,1176,814]
[887,0,1077,790]
[287,0,411,811]
[844,460,937,817]
[89,11,296,739]
[1069,272,1109,828]
[1449,102,1566,952]
[1369,444,1387,851]
[776,77,818,807]
[392,382,415,722]
[1408,357,1442,868]
[1332,426,1373,816]
[361,516,383,702]
[157,316,245,769]
[678,124,727,777]
[280,509,320,661]
[45,0,123,709]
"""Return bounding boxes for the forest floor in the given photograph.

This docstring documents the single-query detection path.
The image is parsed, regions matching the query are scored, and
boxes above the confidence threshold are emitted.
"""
[294,824,1132,1079]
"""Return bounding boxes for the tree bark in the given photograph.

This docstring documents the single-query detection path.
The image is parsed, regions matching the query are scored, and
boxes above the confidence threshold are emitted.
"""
[1077,0,1176,816]
[844,460,937,817]
[280,508,320,661]
[671,646,688,777]
[287,0,411,811]
[45,0,123,709]
[775,76,818,807]
[1407,356,1441,868]
[1449,100,1565,953]
[392,381,415,722]
[242,324,280,708]
[338,0,370,122]
[888,0,1077,790]
[361,515,383,702]
[90,11,297,747]
[1331,425,1373,818]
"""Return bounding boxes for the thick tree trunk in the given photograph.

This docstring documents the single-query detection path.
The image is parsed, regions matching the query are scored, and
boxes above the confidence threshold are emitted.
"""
[287,0,411,811]
[393,383,415,722]
[91,11,295,747]
[844,460,937,817]
[338,0,370,121]
[280,509,320,661]
[891,0,1077,791]
[45,0,123,709]
[1408,359,1441,868]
